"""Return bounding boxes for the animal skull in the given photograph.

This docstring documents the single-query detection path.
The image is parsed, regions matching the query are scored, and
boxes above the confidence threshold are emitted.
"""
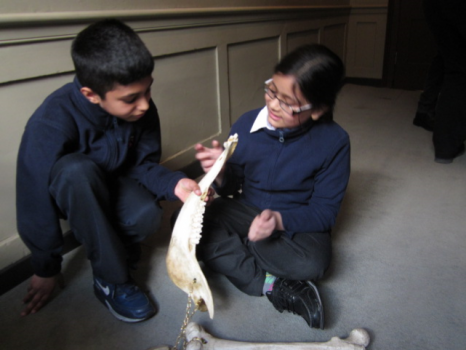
[166,134,239,318]
[184,322,370,350]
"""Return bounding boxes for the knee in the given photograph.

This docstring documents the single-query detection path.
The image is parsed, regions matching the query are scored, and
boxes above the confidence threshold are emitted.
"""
[51,153,102,185]
[121,202,162,241]
[295,258,330,281]
[292,245,332,281]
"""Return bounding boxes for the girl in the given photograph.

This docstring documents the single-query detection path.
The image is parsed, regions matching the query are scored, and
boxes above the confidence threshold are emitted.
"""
[195,44,349,329]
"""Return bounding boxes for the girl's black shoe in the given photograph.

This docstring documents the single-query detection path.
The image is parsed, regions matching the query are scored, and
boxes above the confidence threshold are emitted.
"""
[266,278,324,329]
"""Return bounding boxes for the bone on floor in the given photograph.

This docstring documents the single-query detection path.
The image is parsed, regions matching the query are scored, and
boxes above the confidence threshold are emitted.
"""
[150,322,370,350]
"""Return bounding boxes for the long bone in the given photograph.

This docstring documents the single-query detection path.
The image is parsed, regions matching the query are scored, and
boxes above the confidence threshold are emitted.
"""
[166,134,239,319]
[184,322,370,350]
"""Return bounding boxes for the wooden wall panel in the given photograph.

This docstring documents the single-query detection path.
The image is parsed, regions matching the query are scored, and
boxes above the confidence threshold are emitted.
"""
[227,38,279,124]
[0,40,74,83]
[152,49,220,164]
[322,23,347,61]
[287,29,320,53]
[354,22,377,69]
[345,7,388,79]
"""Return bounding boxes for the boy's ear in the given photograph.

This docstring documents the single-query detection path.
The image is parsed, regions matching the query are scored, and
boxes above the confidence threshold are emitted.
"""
[80,87,101,104]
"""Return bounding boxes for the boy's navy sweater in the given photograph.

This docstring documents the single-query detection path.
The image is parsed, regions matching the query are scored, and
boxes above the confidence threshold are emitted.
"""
[16,78,186,277]
[217,107,350,237]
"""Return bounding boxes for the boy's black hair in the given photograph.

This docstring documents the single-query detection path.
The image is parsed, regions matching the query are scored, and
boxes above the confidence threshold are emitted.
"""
[71,19,154,98]
[275,44,345,112]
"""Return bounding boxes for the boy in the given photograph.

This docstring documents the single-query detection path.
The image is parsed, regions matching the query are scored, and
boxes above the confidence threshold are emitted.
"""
[16,19,210,322]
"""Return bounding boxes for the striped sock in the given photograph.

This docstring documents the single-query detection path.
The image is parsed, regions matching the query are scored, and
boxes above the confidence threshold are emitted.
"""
[262,272,277,295]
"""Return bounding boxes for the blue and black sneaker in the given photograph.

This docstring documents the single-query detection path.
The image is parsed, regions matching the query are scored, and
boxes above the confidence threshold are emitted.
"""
[93,276,156,322]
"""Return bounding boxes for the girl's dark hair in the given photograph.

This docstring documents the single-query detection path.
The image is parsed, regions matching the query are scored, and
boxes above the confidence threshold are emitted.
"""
[71,19,154,98]
[275,44,345,112]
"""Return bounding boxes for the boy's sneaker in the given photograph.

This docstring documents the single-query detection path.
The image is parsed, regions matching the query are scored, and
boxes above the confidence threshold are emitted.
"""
[93,276,156,323]
[266,278,324,329]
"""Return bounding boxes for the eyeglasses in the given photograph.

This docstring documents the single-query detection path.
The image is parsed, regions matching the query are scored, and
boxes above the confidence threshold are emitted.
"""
[264,79,312,115]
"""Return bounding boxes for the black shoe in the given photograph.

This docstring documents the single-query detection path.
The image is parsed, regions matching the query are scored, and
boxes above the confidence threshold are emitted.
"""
[435,143,465,164]
[413,112,434,131]
[266,278,324,329]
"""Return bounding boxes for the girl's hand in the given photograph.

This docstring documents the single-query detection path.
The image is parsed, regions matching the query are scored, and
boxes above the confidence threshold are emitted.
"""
[248,210,284,241]
[195,140,224,174]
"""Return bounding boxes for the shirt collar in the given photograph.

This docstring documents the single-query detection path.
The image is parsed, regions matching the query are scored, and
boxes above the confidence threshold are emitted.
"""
[250,106,275,133]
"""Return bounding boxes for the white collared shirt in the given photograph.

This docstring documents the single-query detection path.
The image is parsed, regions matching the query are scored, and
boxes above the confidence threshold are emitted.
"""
[250,106,275,133]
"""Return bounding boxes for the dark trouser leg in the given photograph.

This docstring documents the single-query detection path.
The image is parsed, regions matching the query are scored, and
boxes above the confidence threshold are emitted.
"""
[198,197,331,296]
[49,154,162,284]
[433,71,466,157]
[111,176,163,267]
[424,0,466,157]
[417,53,443,117]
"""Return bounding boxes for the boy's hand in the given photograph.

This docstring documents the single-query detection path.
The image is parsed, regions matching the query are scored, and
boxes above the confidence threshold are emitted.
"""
[174,178,215,204]
[21,274,64,316]
[248,210,284,242]
[195,140,224,174]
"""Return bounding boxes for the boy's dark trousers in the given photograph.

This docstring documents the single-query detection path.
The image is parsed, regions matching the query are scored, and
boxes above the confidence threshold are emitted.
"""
[49,153,162,284]
[198,197,332,296]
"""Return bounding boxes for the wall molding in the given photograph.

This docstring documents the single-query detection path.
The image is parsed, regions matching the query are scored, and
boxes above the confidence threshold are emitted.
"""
[0,7,355,45]
[0,7,352,85]
[0,6,359,27]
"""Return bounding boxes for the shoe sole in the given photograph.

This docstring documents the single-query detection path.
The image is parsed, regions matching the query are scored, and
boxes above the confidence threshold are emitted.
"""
[434,157,454,164]
[305,281,325,329]
[103,299,148,323]
[435,146,465,164]
[93,287,154,323]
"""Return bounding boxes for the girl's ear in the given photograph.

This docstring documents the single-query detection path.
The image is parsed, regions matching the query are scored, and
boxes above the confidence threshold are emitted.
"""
[80,87,102,104]
[310,106,329,121]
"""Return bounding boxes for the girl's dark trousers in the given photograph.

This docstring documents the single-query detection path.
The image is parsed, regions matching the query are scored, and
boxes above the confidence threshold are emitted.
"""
[198,197,332,296]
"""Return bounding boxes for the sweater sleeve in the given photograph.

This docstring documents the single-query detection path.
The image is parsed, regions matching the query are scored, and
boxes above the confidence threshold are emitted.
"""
[124,101,186,201]
[16,120,74,277]
[280,135,350,236]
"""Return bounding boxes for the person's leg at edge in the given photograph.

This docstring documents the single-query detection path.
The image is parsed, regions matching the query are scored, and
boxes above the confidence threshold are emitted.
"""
[49,153,156,322]
[424,0,466,162]
[413,53,443,131]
